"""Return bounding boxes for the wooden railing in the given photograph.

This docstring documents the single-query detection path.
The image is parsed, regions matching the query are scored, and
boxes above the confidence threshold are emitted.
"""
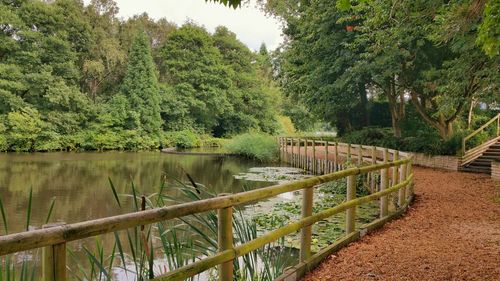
[0,139,414,281]
[462,113,500,159]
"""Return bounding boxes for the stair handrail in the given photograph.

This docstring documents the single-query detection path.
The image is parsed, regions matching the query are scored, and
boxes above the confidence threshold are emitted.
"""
[462,113,500,155]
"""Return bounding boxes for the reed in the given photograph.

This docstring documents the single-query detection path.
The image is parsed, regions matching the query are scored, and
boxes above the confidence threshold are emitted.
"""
[0,189,55,281]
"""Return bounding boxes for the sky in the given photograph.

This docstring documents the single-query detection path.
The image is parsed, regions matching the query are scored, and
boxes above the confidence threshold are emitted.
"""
[86,0,284,51]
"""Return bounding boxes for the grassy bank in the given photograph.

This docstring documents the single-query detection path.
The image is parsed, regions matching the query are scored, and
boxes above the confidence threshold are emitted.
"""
[225,133,279,162]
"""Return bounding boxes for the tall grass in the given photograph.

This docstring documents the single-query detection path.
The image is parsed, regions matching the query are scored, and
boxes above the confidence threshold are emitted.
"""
[75,176,292,280]
[0,179,290,280]
[225,133,279,162]
[0,188,53,281]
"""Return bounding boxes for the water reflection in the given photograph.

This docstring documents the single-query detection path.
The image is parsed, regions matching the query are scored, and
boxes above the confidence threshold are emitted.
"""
[0,151,276,234]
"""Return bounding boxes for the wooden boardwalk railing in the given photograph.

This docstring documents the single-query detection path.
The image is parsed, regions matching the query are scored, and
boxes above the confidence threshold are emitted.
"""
[461,113,500,159]
[0,138,414,281]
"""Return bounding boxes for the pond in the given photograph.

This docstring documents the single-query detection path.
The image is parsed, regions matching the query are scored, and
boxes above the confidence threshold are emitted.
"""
[0,151,306,280]
[0,151,289,234]
[0,151,380,280]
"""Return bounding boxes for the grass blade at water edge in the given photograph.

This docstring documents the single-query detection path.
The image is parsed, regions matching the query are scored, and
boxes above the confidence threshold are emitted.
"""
[0,197,8,234]
[44,197,56,224]
[114,231,128,278]
[82,245,110,279]
[108,178,121,207]
[25,187,32,231]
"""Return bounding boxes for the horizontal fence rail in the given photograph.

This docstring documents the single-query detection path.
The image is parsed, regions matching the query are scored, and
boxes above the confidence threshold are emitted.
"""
[462,113,500,156]
[0,138,414,281]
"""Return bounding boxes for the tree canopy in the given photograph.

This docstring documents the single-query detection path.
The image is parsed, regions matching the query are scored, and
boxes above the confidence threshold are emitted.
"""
[263,0,499,140]
[0,0,287,151]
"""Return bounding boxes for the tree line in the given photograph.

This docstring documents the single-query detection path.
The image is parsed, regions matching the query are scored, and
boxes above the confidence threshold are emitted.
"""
[0,0,295,152]
[259,0,498,143]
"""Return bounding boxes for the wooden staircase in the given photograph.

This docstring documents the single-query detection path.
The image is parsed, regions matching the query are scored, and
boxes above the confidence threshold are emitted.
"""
[460,139,500,173]
[460,114,500,174]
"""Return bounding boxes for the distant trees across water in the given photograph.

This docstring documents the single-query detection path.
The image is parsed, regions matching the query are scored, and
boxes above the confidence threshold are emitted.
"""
[0,0,295,152]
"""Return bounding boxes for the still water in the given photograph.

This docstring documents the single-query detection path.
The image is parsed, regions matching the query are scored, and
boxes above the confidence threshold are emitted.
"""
[0,151,282,234]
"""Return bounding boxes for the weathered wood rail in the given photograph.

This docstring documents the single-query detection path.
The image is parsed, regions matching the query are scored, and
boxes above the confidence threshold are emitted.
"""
[462,113,499,156]
[0,138,414,281]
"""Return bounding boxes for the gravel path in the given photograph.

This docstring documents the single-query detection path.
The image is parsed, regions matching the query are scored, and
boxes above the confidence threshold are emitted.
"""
[303,167,500,281]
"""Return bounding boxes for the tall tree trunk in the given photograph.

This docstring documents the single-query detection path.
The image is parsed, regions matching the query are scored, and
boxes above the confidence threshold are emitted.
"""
[410,91,459,140]
[358,83,369,127]
[385,76,405,138]
[467,98,478,129]
[436,114,454,140]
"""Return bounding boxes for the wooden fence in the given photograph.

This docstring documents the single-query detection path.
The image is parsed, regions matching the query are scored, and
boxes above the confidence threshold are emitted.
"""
[0,138,414,281]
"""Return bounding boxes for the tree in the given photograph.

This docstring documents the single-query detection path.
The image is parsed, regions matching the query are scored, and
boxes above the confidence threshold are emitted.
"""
[266,0,369,134]
[213,26,278,135]
[122,30,162,135]
[83,0,126,102]
[160,23,232,133]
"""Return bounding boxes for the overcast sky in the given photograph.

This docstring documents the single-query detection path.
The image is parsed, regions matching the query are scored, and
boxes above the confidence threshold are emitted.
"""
[86,0,284,51]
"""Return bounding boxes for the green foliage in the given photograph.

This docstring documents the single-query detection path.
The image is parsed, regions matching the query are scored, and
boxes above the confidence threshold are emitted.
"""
[163,130,201,149]
[254,176,375,251]
[0,0,283,152]
[341,127,463,156]
[477,0,499,56]
[266,0,498,140]
[122,30,162,135]
[225,133,279,162]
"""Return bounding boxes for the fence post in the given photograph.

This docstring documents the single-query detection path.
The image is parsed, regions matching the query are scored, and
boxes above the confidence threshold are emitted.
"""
[398,162,407,207]
[370,146,377,192]
[407,157,413,198]
[278,137,281,161]
[392,150,399,187]
[347,143,351,161]
[218,194,234,281]
[324,141,329,174]
[298,139,302,169]
[334,142,339,171]
[282,137,285,160]
[312,140,316,174]
[300,186,314,261]
[303,139,309,168]
[358,145,363,166]
[42,223,66,281]
[380,148,389,218]
[346,175,356,234]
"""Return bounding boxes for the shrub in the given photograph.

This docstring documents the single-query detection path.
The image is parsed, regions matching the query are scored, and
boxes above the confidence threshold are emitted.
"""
[164,130,201,148]
[0,118,7,151]
[225,133,279,162]
[340,127,463,156]
[277,115,296,135]
[341,127,396,148]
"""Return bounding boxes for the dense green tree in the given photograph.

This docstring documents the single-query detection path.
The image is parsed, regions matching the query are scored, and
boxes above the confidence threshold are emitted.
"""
[122,30,162,135]
[265,0,369,134]
[82,0,125,102]
[213,26,278,135]
[350,0,498,139]
[160,24,233,133]
[263,0,498,139]
[0,0,286,151]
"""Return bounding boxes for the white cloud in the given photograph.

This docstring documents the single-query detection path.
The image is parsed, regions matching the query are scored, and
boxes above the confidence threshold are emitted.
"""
[86,0,284,51]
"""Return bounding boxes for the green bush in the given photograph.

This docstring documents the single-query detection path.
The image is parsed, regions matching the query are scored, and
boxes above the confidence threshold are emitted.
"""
[340,127,463,156]
[225,133,279,162]
[341,127,396,148]
[164,130,201,148]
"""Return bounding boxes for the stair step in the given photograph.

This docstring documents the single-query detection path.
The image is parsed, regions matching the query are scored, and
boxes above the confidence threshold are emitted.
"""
[477,155,500,160]
[460,167,490,174]
[472,159,493,164]
[462,164,491,169]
